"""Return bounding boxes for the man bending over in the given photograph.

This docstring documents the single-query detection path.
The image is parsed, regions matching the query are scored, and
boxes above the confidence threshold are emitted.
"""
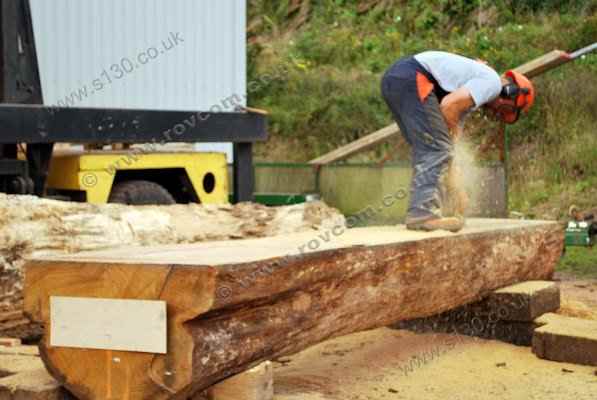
[381,51,535,232]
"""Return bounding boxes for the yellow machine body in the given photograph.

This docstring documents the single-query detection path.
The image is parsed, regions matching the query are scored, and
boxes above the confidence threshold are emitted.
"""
[46,150,229,204]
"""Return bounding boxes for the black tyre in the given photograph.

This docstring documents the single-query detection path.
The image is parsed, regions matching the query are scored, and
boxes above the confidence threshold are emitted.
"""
[108,180,176,205]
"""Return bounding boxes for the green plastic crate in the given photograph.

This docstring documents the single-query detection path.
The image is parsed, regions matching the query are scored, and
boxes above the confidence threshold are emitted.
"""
[565,221,593,247]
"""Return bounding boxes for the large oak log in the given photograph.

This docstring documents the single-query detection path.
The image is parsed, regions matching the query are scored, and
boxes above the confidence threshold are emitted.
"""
[24,219,563,400]
[0,193,343,339]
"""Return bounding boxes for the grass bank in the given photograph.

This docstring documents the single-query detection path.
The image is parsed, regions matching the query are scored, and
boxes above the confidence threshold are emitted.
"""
[558,247,597,279]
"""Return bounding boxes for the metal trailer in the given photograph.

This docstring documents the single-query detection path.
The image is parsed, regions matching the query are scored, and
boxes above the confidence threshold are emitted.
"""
[0,0,267,203]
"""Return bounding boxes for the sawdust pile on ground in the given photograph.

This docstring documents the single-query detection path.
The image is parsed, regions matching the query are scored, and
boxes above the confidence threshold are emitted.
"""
[0,345,65,397]
[273,328,597,400]
[0,194,345,338]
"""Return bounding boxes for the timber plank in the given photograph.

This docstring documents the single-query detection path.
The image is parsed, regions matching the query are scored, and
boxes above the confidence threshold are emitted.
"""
[24,219,564,400]
[309,123,399,165]
[513,50,571,78]
[0,345,39,357]
[0,312,22,323]
[395,281,561,346]
[533,313,597,366]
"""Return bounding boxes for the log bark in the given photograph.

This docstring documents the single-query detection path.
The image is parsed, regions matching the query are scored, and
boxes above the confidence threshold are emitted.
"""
[24,219,564,400]
[0,194,343,339]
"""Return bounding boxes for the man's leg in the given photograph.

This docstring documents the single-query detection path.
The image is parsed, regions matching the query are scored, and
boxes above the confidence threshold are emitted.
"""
[382,75,463,232]
[382,77,432,218]
[404,94,463,231]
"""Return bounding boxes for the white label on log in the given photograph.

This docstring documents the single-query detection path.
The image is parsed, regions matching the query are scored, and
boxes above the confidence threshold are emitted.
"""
[50,296,167,354]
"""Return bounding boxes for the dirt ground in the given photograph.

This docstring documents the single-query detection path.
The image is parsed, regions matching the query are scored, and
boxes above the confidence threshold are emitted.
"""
[556,273,597,309]
[273,279,597,400]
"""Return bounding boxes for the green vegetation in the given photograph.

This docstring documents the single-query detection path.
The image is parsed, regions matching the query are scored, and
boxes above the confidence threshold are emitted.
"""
[558,247,597,279]
[247,0,596,223]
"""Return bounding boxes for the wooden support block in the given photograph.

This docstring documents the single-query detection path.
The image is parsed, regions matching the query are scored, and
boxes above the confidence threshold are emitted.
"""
[0,339,21,348]
[395,307,538,346]
[395,281,560,346]
[24,219,563,400]
[0,345,39,357]
[206,362,273,400]
[533,313,597,366]
[489,281,560,322]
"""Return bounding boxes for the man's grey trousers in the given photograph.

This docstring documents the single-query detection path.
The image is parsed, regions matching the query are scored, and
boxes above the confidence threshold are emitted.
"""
[381,56,454,222]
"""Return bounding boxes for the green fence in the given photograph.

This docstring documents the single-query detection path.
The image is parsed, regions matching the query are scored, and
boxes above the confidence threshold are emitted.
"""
[231,162,507,224]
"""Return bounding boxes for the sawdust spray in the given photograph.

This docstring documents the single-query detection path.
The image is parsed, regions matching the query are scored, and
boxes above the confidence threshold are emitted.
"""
[452,139,483,216]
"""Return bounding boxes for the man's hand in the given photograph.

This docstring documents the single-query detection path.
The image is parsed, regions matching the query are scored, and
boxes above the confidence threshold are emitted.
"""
[440,87,475,132]
[451,124,464,140]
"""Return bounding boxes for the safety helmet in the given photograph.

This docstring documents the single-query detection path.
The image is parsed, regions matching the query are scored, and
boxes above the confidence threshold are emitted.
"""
[496,70,535,124]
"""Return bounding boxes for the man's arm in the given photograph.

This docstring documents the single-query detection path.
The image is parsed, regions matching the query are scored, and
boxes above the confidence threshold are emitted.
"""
[439,87,475,136]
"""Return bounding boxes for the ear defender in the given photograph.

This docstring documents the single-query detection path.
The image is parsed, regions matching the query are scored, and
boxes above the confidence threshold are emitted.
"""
[500,78,521,100]
[504,70,535,112]
[495,71,535,124]
[500,83,530,99]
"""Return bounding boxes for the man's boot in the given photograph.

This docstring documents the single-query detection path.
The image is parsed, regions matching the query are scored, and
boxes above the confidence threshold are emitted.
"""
[406,216,465,233]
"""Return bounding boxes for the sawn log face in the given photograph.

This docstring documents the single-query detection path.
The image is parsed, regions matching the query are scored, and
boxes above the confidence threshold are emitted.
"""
[24,220,564,399]
[187,222,563,390]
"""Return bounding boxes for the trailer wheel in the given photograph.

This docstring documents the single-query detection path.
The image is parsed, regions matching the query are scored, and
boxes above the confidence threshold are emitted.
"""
[108,180,176,205]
